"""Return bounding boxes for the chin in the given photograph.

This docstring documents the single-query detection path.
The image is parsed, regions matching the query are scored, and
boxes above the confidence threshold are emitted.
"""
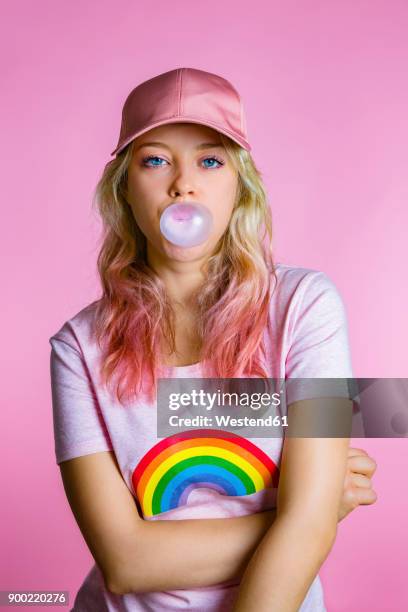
[163,240,211,260]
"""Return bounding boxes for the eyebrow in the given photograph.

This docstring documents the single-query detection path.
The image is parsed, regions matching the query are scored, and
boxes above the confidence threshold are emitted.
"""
[135,141,224,151]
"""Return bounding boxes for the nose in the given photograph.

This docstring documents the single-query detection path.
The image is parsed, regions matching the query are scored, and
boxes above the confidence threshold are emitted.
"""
[169,165,198,199]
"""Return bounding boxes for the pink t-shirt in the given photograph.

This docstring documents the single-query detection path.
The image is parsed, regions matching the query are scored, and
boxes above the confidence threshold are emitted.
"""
[49,263,355,612]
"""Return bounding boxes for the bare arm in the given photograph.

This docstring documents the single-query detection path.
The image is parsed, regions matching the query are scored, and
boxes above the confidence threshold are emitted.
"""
[232,397,353,612]
[59,450,276,595]
[116,446,377,595]
[59,441,376,596]
[119,509,277,594]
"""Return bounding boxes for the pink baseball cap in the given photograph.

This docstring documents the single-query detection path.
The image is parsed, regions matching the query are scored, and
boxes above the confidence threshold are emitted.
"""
[111,67,251,156]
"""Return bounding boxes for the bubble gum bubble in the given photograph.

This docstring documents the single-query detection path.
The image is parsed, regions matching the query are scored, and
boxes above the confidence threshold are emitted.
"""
[159,201,213,247]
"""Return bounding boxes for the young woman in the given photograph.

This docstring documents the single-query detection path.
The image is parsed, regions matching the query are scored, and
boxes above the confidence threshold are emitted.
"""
[50,67,377,612]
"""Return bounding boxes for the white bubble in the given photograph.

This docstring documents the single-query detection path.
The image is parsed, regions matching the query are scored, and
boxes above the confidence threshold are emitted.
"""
[160,202,213,247]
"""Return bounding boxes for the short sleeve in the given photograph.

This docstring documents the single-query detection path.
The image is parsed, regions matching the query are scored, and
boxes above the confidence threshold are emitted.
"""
[284,271,354,406]
[49,335,114,465]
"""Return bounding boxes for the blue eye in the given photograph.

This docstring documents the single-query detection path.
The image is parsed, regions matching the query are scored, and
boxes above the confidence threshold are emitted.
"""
[202,157,224,168]
[142,155,225,169]
[143,155,166,167]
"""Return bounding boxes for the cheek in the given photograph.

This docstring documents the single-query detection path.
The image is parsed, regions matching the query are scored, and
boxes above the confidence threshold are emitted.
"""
[222,175,239,211]
[130,205,156,234]
[211,203,235,238]
[127,174,144,202]
[127,178,157,227]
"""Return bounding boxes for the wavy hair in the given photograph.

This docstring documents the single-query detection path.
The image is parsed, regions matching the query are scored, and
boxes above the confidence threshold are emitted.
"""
[91,132,277,405]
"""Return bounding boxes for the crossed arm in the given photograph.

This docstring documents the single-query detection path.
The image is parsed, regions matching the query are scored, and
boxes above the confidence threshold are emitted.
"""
[59,418,377,598]
[232,398,354,611]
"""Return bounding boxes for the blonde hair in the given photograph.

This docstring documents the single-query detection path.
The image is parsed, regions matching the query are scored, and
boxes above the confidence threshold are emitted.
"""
[92,132,277,405]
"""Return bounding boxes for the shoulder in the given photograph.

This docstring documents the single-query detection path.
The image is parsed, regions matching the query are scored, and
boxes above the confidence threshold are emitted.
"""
[272,262,344,308]
[49,300,101,353]
[274,262,338,291]
[273,264,353,378]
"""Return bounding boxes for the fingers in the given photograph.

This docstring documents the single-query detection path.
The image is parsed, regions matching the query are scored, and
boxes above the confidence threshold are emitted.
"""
[347,451,377,478]
[343,448,379,512]
[350,486,378,506]
[347,473,372,489]
[348,447,369,457]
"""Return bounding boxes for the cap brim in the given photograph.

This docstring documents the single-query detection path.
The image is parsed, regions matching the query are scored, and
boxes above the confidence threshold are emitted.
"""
[110,117,251,156]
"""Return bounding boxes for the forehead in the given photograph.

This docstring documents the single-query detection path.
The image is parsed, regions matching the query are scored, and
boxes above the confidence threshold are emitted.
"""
[134,122,223,148]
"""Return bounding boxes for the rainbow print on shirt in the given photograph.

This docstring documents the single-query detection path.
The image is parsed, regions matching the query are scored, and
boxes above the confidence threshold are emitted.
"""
[132,428,280,517]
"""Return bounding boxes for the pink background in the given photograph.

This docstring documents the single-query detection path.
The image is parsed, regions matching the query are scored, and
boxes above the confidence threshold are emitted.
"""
[1,0,407,610]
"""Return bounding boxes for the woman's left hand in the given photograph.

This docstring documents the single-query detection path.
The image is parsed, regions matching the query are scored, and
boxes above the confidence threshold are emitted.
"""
[338,447,378,522]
